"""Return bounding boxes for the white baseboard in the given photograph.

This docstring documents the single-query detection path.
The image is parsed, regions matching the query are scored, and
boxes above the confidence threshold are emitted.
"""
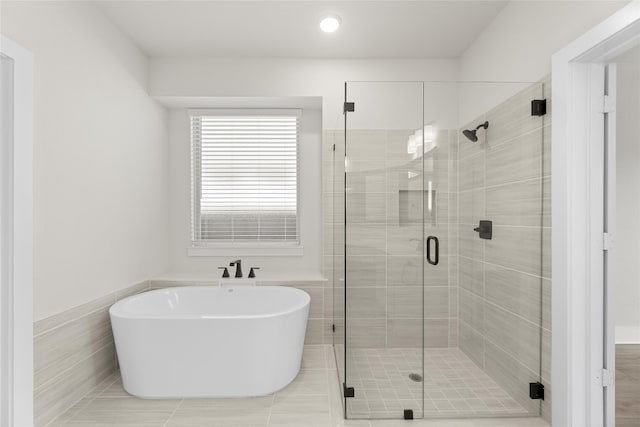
[616,326,640,344]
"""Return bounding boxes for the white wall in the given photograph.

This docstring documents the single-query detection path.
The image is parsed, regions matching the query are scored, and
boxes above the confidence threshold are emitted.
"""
[458,0,628,124]
[461,1,627,82]
[615,52,640,343]
[167,107,323,280]
[150,58,460,278]
[1,2,170,320]
[150,58,461,129]
[0,1,629,315]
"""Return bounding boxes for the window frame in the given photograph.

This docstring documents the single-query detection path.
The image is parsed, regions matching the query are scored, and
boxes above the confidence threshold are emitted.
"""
[187,108,303,257]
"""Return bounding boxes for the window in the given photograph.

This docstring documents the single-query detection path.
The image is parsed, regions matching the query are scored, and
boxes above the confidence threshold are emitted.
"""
[189,109,300,251]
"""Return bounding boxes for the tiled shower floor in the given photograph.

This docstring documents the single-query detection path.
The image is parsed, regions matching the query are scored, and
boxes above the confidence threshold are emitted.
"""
[343,347,529,419]
[48,345,545,427]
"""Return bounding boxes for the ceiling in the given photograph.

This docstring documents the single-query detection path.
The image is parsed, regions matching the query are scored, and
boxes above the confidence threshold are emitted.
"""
[96,1,508,59]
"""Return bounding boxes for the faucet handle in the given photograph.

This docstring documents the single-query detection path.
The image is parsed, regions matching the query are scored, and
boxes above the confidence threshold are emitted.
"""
[248,267,260,278]
[218,267,230,278]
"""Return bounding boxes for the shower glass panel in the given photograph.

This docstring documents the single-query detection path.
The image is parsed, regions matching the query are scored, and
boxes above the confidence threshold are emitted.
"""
[342,82,425,419]
[332,115,346,392]
[335,80,549,421]
[437,81,548,420]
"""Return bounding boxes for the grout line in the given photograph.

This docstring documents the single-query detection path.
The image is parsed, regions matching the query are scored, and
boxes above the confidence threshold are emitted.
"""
[92,372,121,399]
[479,148,487,373]
[483,290,544,329]
[459,119,545,159]
[537,98,547,393]
[46,371,119,426]
[162,398,184,427]
[33,303,114,339]
[457,176,543,194]
[35,341,116,394]
[459,255,547,281]
[34,281,149,338]
[265,391,276,427]
[481,332,542,380]
[36,324,114,377]
[447,143,454,352]
[458,223,545,230]
[461,303,542,376]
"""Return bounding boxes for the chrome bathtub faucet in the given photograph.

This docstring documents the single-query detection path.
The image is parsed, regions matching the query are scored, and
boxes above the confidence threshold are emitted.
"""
[229,259,243,278]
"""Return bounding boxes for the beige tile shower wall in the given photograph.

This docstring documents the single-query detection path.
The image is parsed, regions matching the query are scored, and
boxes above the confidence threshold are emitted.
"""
[456,78,551,421]
[33,280,149,427]
[323,128,459,350]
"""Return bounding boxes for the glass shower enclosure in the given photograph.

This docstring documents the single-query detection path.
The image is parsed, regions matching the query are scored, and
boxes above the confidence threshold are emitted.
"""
[332,80,550,420]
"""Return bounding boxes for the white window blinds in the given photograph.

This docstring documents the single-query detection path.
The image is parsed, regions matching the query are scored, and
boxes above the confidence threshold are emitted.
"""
[190,109,300,245]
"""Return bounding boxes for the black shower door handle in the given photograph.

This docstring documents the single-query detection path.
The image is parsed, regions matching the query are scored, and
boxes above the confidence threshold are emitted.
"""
[426,236,439,266]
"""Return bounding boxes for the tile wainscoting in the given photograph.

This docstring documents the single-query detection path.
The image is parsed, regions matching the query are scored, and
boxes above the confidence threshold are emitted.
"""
[35,278,329,426]
[34,280,148,427]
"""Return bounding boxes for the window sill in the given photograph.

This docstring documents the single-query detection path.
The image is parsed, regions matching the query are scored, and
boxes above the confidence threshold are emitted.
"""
[187,246,304,257]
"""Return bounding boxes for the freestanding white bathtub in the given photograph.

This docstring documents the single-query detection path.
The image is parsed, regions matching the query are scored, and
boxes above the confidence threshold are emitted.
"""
[109,284,310,398]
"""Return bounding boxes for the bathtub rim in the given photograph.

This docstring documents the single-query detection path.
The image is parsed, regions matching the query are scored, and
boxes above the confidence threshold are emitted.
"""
[109,285,311,321]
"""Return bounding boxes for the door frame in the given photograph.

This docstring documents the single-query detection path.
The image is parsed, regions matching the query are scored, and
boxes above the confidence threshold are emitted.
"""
[0,35,33,427]
[552,1,640,426]
[603,62,617,427]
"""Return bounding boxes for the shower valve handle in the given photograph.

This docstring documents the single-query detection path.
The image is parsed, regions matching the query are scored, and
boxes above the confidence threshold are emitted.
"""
[474,220,493,240]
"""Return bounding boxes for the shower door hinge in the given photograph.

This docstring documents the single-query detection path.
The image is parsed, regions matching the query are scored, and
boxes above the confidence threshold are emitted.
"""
[603,95,615,114]
[601,368,615,387]
[529,382,545,400]
[603,232,614,251]
[332,323,335,332]
[343,383,355,398]
[343,102,355,113]
[332,143,336,152]
[531,99,547,116]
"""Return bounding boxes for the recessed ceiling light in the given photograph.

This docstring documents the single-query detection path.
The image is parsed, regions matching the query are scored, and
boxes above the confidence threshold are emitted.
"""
[320,16,341,33]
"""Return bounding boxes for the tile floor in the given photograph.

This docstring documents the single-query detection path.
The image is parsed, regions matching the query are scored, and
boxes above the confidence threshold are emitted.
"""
[48,345,549,427]
[344,348,529,419]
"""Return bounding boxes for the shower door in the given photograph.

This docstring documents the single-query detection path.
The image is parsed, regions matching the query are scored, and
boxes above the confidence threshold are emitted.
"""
[337,80,549,421]
[341,82,425,420]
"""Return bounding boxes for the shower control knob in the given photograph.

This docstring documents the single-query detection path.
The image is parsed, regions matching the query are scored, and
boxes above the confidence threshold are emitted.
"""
[473,220,493,240]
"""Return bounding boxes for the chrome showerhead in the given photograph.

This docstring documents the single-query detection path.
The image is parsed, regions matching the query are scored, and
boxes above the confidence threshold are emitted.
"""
[462,121,489,142]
